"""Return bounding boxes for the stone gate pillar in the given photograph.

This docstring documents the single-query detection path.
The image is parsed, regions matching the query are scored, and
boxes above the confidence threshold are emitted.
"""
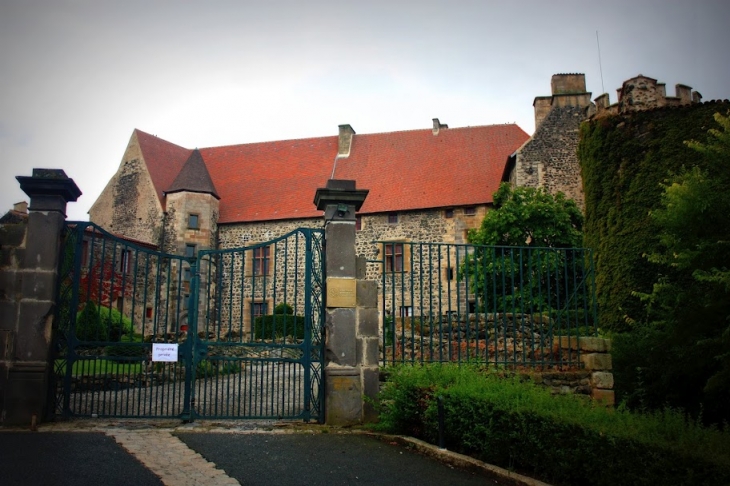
[0,169,80,425]
[314,180,379,425]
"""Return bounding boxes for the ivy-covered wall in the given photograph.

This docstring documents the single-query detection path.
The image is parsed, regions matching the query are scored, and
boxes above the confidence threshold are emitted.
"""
[578,101,730,332]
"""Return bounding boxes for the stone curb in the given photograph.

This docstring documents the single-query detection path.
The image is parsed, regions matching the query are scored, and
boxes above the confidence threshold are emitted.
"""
[373,433,552,486]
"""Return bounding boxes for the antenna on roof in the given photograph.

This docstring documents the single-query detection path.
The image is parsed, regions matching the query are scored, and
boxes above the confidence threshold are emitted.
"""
[596,31,605,94]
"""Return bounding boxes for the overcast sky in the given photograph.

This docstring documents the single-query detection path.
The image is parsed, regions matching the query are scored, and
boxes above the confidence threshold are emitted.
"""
[1,0,728,221]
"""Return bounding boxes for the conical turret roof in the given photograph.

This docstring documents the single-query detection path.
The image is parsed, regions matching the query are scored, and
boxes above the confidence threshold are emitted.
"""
[166,149,220,199]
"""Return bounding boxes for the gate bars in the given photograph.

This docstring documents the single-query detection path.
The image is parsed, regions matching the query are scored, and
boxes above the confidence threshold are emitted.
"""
[376,241,598,369]
[53,222,325,421]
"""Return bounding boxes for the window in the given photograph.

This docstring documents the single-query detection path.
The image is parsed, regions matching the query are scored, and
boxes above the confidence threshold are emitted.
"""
[253,247,270,276]
[188,214,199,229]
[185,244,196,259]
[146,306,153,319]
[183,267,191,283]
[400,306,413,317]
[388,213,398,224]
[445,266,455,281]
[81,239,89,267]
[355,215,362,231]
[444,209,454,218]
[468,301,477,313]
[119,249,132,274]
[252,302,268,318]
[385,243,404,272]
[464,207,476,216]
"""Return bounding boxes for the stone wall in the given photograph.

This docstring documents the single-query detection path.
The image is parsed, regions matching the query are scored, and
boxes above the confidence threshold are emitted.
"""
[217,206,486,330]
[163,192,219,255]
[89,132,164,246]
[511,74,593,209]
[0,217,28,421]
[513,105,588,207]
[594,75,702,117]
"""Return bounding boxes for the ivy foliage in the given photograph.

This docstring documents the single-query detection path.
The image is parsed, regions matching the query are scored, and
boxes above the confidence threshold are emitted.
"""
[622,111,730,425]
[580,104,730,426]
[578,102,730,333]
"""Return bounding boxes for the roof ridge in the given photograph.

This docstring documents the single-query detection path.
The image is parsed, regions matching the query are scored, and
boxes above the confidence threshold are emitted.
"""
[134,128,189,149]
[199,134,338,151]
[196,123,523,151]
[351,123,522,138]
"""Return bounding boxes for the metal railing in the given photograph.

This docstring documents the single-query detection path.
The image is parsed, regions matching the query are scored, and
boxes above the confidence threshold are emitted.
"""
[375,242,597,369]
[53,222,325,421]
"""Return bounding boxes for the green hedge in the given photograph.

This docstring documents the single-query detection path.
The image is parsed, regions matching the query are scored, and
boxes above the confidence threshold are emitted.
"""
[376,365,730,485]
[252,314,306,340]
[578,102,730,332]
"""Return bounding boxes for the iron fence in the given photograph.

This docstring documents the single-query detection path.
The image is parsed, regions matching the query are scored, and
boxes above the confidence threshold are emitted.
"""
[375,242,597,369]
[53,222,325,421]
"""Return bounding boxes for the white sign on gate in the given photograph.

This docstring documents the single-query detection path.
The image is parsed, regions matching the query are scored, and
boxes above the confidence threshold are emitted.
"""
[152,343,179,362]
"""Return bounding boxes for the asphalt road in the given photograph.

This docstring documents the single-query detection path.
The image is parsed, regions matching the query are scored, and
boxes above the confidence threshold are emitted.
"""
[0,429,521,486]
[176,432,512,486]
[0,432,163,486]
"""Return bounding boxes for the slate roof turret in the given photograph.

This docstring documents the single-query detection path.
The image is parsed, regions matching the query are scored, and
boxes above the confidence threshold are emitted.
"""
[166,149,220,199]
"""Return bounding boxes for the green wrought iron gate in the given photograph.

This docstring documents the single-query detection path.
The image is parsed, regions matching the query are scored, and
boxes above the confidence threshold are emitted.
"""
[53,222,325,421]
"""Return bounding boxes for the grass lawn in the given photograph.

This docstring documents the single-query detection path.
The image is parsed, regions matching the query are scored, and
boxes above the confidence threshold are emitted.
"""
[56,358,143,376]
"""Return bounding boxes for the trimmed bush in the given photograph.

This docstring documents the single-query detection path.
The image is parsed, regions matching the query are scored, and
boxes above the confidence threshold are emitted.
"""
[75,301,107,341]
[98,306,134,341]
[76,303,134,342]
[377,364,730,485]
[252,314,306,340]
[105,334,146,358]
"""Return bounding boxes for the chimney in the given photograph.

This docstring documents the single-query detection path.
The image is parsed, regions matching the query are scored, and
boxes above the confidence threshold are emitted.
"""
[338,124,355,157]
[432,118,448,135]
[533,97,552,129]
[13,201,28,214]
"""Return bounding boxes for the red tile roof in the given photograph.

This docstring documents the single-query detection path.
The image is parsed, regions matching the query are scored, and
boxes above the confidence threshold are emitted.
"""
[136,125,529,224]
[334,126,529,215]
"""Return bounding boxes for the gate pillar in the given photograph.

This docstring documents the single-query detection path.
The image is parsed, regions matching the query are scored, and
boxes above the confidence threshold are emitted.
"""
[314,179,379,425]
[0,169,80,425]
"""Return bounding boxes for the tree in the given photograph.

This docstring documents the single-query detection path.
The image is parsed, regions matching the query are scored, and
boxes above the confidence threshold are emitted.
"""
[619,111,730,425]
[468,183,583,248]
[75,301,106,341]
[463,184,588,320]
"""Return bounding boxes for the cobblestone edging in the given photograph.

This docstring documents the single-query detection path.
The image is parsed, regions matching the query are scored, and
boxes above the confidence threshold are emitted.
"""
[108,430,240,486]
